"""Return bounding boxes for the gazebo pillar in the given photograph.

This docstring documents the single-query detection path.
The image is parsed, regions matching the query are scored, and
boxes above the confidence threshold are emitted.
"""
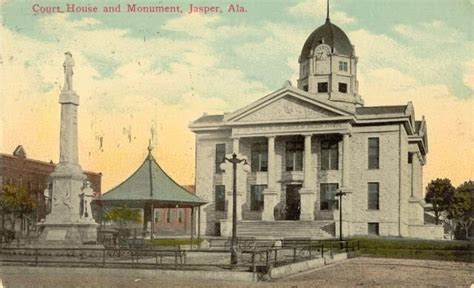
[197,206,201,247]
[142,204,148,236]
[150,202,155,240]
[190,207,194,250]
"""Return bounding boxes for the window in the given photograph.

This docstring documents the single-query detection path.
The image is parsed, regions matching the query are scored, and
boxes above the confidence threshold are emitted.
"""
[178,209,183,223]
[408,152,413,164]
[303,85,308,92]
[320,183,339,210]
[286,141,303,171]
[339,61,348,72]
[215,185,226,211]
[321,139,339,170]
[368,183,379,210]
[251,143,268,172]
[317,82,328,93]
[154,210,160,223]
[215,143,226,174]
[338,83,347,93]
[166,209,171,223]
[368,223,379,235]
[250,185,266,211]
[368,138,379,169]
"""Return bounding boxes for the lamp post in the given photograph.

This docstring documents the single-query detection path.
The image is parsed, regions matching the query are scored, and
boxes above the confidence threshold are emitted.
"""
[335,190,347,242]
[220,153,250,265]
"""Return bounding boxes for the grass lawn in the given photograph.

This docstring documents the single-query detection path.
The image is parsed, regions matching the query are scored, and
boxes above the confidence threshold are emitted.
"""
[146,238,203,246]
[352,237,473,262]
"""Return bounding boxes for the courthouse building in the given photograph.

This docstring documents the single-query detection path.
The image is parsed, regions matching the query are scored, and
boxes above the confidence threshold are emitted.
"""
[189,14,443,239]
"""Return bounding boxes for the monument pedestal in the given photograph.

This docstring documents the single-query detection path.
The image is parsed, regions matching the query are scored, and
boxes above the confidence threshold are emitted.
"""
[37,222,99,245]
[37,162,101,245]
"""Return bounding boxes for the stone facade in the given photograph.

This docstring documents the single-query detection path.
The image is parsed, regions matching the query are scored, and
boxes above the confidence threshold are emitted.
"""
[189,16,443,239]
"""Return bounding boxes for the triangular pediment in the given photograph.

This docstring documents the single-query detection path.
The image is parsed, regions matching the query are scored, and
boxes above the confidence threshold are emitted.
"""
[228,87,351,123]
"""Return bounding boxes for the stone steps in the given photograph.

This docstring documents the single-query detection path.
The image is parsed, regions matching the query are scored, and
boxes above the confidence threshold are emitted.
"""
[236,221,335,239]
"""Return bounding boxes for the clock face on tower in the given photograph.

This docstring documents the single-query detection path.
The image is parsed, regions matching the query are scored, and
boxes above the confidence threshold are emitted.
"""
[315,44,331,60]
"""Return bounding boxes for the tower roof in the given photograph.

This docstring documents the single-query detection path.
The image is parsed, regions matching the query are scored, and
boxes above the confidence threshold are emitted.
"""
[300,20,353,61]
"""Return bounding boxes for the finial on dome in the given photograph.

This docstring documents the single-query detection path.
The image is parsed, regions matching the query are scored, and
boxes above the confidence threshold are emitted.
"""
[326,0,330,23]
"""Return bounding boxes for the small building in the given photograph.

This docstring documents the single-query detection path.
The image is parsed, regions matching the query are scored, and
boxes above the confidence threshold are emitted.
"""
[152,185,197,235]
[189,14,443,239]
[99,148,206,238]
[0,145,102,230]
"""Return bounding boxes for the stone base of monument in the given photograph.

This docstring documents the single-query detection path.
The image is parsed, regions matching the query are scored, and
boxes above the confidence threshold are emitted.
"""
[36,222,100,246]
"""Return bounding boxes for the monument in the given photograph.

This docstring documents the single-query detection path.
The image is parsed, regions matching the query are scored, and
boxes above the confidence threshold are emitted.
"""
[37,52,99,245]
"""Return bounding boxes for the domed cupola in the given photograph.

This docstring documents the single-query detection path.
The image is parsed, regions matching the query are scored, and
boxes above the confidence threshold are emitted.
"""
[299,20,354,60]
[297,1,363,109]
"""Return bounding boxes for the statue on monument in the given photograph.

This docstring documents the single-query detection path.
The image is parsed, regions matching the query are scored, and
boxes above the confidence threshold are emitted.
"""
[63,51,74,91]
[81,181,95,221]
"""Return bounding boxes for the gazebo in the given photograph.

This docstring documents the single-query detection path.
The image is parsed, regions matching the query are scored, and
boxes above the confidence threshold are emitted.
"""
[97,146,207,241]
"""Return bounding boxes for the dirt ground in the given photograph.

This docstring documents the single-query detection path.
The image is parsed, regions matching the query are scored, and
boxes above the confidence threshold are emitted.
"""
[1,257,473,288]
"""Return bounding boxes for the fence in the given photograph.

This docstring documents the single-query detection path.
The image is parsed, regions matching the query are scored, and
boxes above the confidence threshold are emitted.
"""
[0,239,360,273]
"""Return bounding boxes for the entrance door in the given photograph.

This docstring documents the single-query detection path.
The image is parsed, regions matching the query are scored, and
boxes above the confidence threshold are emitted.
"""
[286,185,301,220]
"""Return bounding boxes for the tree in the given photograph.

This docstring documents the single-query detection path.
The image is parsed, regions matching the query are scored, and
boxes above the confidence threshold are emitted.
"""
[0,184,37,233]
[104,207,142,242]
[103,207,141,228]
[425,178,455,225]
[446,181,473,240]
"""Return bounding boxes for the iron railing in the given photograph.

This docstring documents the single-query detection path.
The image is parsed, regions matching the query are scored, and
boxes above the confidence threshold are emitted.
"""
[0,239,360,273]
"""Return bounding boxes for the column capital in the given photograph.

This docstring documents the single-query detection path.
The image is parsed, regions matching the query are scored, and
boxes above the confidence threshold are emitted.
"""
[266,135,277,139]
[341,131,352,137]
[302,133,313,137]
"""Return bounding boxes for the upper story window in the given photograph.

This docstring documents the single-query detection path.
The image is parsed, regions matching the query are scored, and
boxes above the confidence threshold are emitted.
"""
[303,85,309,92]
[408,152,413,164]
[250,185,266,211]
[215,143,226,174]
[251,143,268,172]
[317,82,328,93]
[368,182,380,210]
[320,183,339,210]
[215,185,226,211]
[286,141,303,171]
[321,139,339,170]
[339,61,348,72]
[338,83,348,93]
[368,138,380,169]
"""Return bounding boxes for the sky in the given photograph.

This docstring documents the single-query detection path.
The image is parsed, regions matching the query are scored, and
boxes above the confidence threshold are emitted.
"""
[1,0,473,192]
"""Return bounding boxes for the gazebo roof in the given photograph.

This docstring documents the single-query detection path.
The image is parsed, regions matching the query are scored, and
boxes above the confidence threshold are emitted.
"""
[100,150,206,207]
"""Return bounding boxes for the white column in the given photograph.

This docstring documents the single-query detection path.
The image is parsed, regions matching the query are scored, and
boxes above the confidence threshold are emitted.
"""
[233,138,240,154]
[340,133,353,236]
[342,133,351,189]
[303,134,312,188]
[299,134,315,221]
[262,136,277,221]
[267,136,276,189]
